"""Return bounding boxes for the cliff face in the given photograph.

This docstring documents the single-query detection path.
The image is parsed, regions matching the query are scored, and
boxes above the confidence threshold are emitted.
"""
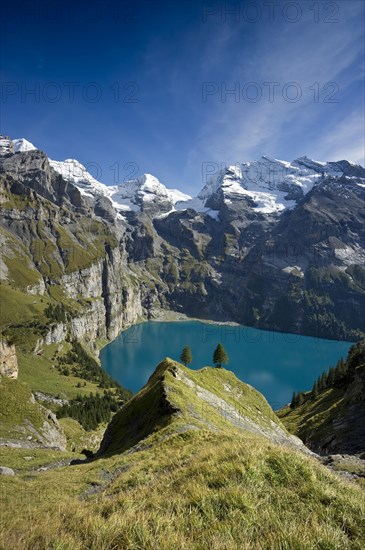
[153,175,365,340]
[0,157,158,353]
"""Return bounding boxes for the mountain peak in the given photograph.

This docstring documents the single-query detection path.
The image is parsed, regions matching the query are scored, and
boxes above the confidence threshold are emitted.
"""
[4,136,364,222]
[12,138,37,153]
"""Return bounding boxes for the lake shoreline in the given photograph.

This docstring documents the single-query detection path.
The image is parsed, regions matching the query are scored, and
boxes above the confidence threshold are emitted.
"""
[97,309,356,357]
[99,318,354,406]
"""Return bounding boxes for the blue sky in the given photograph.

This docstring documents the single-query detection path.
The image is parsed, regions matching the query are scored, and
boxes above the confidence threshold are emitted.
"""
[0,0,364,194]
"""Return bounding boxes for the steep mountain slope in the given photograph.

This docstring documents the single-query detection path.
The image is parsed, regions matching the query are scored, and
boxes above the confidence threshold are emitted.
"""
[1,361,365,549]
[0,376,66,450]
[0,136,364,357]
[278,341,365,455]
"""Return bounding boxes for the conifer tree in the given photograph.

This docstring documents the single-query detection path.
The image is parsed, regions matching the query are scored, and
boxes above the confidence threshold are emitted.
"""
[327,367,336,387]
[318,372,328,391]
[290,391,298,409]
[180,345,192,366]
[334,358,346,383]
[213,343,229,368]
[297,392,304,406]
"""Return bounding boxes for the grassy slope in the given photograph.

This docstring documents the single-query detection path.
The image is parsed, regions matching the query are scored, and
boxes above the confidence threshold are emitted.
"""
[0,284,46,327]
[99,358,291,457]
[0,377,45,439]
[277,342,365,454]
[0,447,78,472]
[17,349,102,400]
[277,386,345,448]
[0,361,365,548]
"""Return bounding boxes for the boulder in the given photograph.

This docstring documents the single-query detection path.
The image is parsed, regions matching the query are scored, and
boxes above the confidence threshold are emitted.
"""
[0,466,15,476]
[0,339,18,379]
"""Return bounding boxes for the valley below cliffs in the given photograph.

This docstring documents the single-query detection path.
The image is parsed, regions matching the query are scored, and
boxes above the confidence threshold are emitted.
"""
[1,141,364,360]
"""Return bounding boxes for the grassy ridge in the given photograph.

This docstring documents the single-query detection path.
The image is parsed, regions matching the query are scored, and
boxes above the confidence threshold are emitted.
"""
[1,360,365,548]
[98,358,291,456]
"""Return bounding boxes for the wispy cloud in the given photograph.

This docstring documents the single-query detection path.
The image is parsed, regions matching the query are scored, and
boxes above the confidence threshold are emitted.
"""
[310,109,365,164]
[183,0,364,186]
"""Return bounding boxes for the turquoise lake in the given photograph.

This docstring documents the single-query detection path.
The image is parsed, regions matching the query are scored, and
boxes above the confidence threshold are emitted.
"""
[100,321,353,408]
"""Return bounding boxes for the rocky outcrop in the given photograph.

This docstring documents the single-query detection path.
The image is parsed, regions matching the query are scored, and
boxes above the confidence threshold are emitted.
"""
[94,195,116,223]
[44,323,67,345]
[36,407,67,450]
[0,339,18,379]
[0,377,67,450]
[0,466,15,476]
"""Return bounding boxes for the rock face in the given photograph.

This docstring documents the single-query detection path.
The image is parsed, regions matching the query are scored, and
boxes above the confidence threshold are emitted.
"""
[37,407,67,450]
[0,340,18,379]
[44,323,67,345]
[0,150,87,212]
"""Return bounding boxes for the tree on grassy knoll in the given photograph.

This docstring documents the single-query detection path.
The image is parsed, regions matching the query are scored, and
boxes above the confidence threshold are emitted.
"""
[180,345,192,366]
[213,343,228,368]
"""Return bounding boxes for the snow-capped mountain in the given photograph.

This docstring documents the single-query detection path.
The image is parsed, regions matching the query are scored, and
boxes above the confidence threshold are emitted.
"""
[109,174,191,216]
[197,156,364,216]
[12,138,37,153]
[9,138,365,222]
[10,139,191,218]
[1,136,365,342]
[49,159,191,218]
[49,158,112,199]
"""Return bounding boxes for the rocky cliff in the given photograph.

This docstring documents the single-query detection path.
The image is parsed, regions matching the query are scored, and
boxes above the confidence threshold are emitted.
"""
[0,156,156,353]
